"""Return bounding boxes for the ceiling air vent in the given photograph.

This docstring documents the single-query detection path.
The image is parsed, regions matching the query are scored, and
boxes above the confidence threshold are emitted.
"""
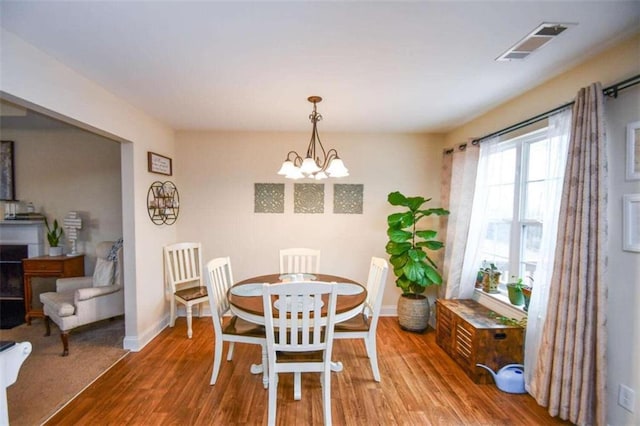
[496,22,574,62]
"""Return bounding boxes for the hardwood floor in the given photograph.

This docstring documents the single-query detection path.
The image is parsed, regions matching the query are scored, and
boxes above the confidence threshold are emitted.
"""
[46,317,570,425]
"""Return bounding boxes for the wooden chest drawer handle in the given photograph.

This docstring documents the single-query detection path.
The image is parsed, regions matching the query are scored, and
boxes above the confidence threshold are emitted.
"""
[494,332,507,340]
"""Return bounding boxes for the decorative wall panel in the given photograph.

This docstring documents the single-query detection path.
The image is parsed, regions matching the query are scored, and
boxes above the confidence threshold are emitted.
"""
[294,183,324,214]
[334,184,363,214]
[254,183,285,213]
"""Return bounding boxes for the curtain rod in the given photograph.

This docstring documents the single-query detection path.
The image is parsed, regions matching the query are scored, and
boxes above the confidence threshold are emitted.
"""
[470,73,640,145]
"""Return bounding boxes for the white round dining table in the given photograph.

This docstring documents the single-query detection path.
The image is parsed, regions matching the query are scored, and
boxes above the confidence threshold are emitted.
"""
[229,273,367,324]
[228,273,367,375]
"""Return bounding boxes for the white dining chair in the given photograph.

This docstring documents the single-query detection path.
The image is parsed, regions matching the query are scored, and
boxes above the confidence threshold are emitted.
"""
[262,281,338,426]
[279,248,321,274]
[333,257,389,382]
[204,256,268,388]
[163,242,208,339]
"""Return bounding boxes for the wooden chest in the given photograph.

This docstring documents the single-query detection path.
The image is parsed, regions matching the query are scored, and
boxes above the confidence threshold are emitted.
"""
[435,299,524,384]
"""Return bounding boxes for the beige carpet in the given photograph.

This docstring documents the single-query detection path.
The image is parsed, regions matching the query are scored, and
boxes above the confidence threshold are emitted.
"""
[0,317,128,426]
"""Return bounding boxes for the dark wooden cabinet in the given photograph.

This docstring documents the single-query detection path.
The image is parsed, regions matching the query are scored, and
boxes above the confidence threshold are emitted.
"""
[436,299,524,384]
[22,255,84,324]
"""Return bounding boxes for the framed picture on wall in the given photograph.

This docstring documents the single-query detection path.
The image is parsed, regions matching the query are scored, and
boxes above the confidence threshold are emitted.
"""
[147,151,173,176]
[623,193,640,252]
[0,140,16,201]
[626,120,640,181]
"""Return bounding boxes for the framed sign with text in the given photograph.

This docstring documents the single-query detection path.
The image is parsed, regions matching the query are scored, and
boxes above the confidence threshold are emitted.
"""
[148,151,172,176]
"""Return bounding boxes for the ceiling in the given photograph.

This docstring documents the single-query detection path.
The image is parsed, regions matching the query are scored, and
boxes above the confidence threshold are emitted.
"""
[1,1,639,134]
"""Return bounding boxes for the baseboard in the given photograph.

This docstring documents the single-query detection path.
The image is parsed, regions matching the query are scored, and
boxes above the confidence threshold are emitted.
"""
[380,304,397,317]
[381,301,437,328]
[123,315,169,352]
[124,304,400,351]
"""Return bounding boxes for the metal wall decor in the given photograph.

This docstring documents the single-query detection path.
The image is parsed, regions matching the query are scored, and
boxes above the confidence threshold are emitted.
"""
[147,181,180,225]
[334,184,363,214]
[294,183,324,214]
[254,183,285,213]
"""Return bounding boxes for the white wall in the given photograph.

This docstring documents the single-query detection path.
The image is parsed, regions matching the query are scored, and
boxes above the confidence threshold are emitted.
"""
[0,127,122,272]
[175,130,445,312]
[0,29,177,350]
[444,32,640,426]
[604,85,640,426]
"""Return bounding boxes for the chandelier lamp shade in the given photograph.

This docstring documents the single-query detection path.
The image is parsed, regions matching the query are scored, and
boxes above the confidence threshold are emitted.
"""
[277,96,349,180]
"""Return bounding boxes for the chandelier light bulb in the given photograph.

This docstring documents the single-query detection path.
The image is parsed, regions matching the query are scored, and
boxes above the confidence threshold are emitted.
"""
[314,171,328,180]
[326,158,349,177]
[300,157,321,174]
[277,160,295,175]
[285,167,305,180]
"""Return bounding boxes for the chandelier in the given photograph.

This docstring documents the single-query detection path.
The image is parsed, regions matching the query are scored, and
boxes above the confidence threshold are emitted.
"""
[277,96,349,180]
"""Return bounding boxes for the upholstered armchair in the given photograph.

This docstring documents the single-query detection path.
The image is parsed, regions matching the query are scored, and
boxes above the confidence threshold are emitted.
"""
[40,240,124,356]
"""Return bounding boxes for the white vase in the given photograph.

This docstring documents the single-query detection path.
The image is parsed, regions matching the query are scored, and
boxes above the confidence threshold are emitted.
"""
[49,246,63,256]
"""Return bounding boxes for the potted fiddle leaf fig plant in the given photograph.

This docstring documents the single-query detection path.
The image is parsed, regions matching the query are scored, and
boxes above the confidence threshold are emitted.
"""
[385,191,449,332]
[45,217,64,256]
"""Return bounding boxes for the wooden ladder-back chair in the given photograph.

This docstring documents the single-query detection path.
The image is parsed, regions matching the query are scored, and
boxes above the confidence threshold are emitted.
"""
[204,257,267,387]
[279,248,321,274]
[163,242,208,339]
[333,257,389,381]
[262,281,338,426]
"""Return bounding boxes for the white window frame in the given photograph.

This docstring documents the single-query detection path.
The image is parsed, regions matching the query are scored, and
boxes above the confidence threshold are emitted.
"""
[475,127,549,305]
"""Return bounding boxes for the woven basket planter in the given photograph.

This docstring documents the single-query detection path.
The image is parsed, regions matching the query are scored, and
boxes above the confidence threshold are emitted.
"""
[397,294,430,333]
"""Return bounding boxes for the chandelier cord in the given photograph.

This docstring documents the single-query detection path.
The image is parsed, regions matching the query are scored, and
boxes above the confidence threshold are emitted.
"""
[306,100,327,167]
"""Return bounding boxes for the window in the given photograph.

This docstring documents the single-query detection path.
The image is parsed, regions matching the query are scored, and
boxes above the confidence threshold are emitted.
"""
[475,127,561,288]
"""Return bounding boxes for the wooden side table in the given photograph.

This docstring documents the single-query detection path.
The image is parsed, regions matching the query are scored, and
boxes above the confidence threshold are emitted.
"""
[22,255,85,324]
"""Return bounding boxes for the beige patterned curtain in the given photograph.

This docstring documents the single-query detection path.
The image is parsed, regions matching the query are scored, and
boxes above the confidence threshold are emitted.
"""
[439,147,453,255]
[530,82,608,426]
[440,142,480,299]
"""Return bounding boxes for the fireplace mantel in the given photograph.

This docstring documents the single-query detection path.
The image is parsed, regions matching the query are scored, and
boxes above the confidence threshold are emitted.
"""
[0,220,45,258]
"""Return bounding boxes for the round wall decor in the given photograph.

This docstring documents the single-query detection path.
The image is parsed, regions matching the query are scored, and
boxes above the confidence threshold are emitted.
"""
[147,181,180,225]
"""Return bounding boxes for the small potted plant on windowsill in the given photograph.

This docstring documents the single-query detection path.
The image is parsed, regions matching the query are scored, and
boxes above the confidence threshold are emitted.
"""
[521,280,533,312]
[488,311,527,328]
[481,262,501,294]
[385,191,449,332]
[506,276,525,306]
[45,217,64,256]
